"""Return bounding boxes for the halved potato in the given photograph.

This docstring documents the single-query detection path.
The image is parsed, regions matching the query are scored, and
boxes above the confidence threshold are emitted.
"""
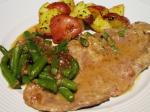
[37,9,61,35]
[47,2,71,15]
[60,0,75,11]
[88,5,109,17]
[109,4,124,16]
[83,15,94,25]
[84,5,109,26]
[91,15,111,32]
[103,13,130,28]
[70,1,91,19]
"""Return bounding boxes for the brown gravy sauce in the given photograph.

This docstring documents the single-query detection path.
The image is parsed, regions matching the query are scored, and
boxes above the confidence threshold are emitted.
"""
[12,25,37,47]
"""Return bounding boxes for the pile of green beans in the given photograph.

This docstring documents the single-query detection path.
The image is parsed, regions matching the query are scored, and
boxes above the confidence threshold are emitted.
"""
[0,31,80,102]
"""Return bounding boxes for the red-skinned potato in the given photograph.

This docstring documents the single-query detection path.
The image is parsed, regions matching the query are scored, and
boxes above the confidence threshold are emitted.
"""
[83,14,94,25]
[90,15,111,32]
[50,14,84,43]
[84,5,109,29]
[103,13,130,28]
[88,5,109,17]
[47,2,71,15]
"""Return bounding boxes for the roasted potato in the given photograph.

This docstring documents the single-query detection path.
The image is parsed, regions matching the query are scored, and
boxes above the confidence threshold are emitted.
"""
[47,2,71,15]
[50,14,84,43]
[109,4,124,16]
[70,1,91,19]
[37,8,61,35]
[60,0,75,11]
[83,15,94,25]
[84,5,109,27]
[103,13,130,28]
[91,15,111,32]
[88,5,109,18]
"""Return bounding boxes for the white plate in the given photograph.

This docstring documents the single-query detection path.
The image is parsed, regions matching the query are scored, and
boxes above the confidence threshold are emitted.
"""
[0,0,150,112]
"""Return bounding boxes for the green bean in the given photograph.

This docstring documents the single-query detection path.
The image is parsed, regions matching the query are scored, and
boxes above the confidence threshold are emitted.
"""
[11,46,22,78]
[27,64,32,74]
[39,71,54,80]
[27,40,41,62]
[118,28,127,37]
[50,56,59,75]
[80,37,89,47]
[0,51,20,88]
[107,37,118,53]
[54,40,68,53]
[30,56,47,79]
[24,31,41,62]
[62,59,79,79]
[23,31,33,40]
[68,59,79,80]
[22,44,29,54]
[102,32,118,53]
[43,65,51,73]
[61,78,77,92]
[59,87,74,102]
[22,75,30,84]
[17,54,28,79]
[62,68,71,78]
[0,45,8,55]
[35,78,57,93]
[102,31,109,40]
[50,68,58,75]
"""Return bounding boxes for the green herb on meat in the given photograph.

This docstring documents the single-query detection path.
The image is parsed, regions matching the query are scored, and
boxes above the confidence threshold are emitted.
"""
[102,31,118,52]
[118,28,127,37]
[80,37,89,47]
